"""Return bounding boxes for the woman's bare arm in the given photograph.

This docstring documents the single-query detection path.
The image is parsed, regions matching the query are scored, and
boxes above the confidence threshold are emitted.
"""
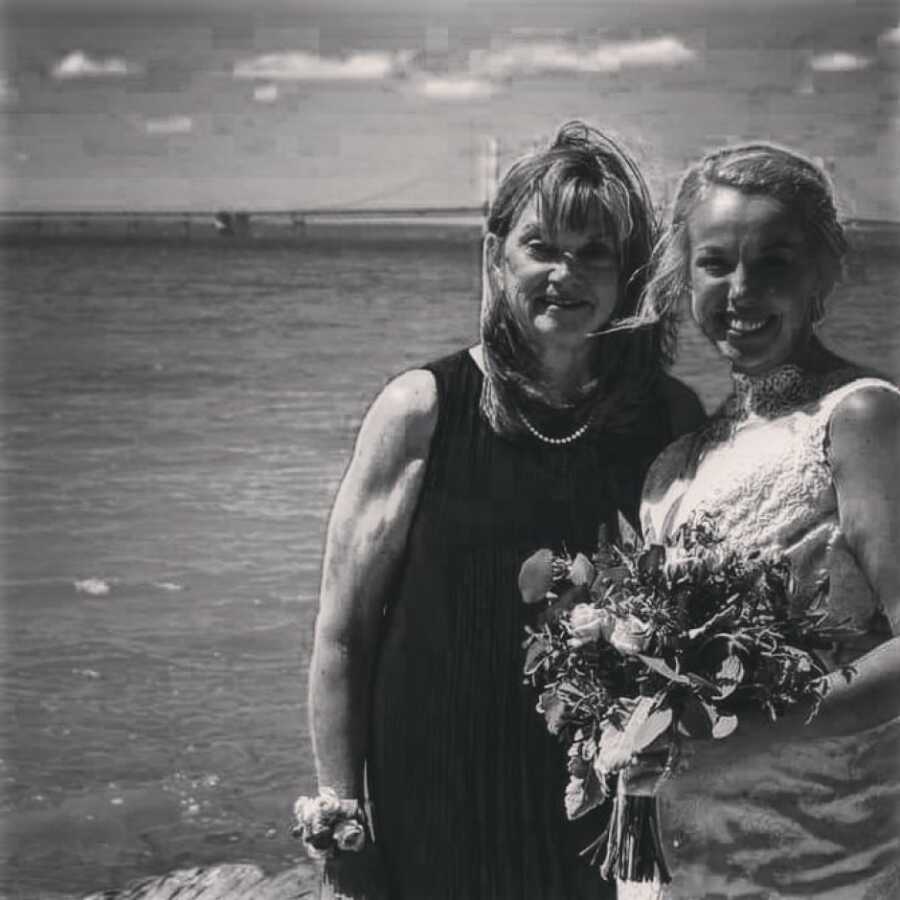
[805,384,900,736]
[308,369,438,797]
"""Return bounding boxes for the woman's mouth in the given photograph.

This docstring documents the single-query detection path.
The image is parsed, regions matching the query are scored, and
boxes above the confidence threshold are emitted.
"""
[722,313,775,336]
[542,295,587,311]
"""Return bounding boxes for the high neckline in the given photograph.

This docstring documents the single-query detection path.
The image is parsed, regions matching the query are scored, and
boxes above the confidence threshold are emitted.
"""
[731,364,807,415]
[715,363,860,427]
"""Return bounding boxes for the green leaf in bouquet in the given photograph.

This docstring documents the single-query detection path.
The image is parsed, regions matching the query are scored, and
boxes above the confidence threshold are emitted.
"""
[593,522,620,569]
[616,510,642,553]
[684,600,740,646]
[637,544,665,577]
[685,672,719,699]
[594,694,672,775]
[711,712,739,739]
[564,766,610,820]
[713,654,745,698]
[568,553,596,587]
[567,746,591,778]
[637,654,691,685]
[590,566,629,596]
[675,693,715,739]
[523,634,553,677]
[538,689,569,735]
[519,548,556,604]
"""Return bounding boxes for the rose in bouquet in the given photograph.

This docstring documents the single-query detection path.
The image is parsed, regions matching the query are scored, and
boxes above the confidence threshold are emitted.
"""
[518,517,855,885]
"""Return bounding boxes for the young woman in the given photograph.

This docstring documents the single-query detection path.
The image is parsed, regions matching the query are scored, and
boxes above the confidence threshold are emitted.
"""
[304,122,703,900]
[629,143,900,898]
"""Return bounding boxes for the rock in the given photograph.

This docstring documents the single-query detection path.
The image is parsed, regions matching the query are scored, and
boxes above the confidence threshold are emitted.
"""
[81,863,318,900]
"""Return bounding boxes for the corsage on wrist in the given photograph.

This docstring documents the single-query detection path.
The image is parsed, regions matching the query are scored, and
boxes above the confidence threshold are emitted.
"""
[290,787,367,859]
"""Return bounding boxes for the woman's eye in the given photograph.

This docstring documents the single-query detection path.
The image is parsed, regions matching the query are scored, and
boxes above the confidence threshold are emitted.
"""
[696,257,729,276]
[526,241,555,260]
[759,256,791,271]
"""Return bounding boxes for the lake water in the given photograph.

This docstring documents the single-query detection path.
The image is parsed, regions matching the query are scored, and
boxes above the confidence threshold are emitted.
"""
[2,235,898,896]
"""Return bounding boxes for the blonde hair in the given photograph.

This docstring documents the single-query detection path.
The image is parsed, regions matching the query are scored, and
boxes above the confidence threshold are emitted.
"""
[636,142,847,329]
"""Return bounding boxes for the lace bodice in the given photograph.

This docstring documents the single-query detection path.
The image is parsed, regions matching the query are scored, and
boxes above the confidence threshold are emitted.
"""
[642,367,897,647]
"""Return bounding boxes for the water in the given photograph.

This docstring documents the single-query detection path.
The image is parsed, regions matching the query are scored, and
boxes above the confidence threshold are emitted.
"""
[2,237,898,896]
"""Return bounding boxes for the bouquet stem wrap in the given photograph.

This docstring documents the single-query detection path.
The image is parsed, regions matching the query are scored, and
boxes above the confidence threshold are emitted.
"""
[600,777,670,884]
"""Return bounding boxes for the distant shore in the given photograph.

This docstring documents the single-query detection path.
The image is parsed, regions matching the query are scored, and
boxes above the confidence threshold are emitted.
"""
[1,213,897,252]
[0,216,485,247]
[0,210,485,247]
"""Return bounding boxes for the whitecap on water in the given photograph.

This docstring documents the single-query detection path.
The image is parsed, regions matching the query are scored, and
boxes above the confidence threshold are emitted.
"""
[72,668,101,679]
[74,577,111,596]
[153,581,185,592]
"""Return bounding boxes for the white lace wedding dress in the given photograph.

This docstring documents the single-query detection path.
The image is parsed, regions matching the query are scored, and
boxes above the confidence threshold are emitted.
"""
[620,366,900,900]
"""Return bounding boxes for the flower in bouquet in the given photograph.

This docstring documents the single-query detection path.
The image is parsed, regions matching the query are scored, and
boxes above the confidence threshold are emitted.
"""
[519,517,856,885]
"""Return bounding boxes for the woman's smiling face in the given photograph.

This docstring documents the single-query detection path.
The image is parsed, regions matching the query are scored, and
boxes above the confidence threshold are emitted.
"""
[688,185,821,375]
[493,196,621,351]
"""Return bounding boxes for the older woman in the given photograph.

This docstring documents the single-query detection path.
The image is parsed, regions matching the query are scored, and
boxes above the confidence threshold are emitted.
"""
[627,143,900,898]
[305,122,704,900]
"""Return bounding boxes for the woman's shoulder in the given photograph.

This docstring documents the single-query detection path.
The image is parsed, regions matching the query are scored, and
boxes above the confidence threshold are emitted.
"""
[810,363,899,432]
[381,367,439,411]
[825,374,900,462]
[363,368,439,460]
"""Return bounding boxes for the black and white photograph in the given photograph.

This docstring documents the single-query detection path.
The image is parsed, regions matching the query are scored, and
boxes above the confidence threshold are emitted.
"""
[3,0,899,898]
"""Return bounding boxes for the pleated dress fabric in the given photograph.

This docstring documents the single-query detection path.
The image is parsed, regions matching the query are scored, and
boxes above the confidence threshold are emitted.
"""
[369,349,672,900]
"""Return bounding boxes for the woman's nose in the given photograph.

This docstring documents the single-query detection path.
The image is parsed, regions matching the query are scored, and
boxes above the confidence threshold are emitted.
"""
[548,252,577,282]
[726,263,751,304]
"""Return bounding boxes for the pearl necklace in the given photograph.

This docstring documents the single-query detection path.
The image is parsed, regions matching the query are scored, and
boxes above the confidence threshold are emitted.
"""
[519,410,591,446]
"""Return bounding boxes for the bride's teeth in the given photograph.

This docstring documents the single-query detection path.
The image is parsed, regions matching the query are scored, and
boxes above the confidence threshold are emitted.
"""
[728,316,767,333]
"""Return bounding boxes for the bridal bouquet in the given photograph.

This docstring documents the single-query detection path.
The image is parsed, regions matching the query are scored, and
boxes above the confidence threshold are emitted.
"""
[519,517,854,884]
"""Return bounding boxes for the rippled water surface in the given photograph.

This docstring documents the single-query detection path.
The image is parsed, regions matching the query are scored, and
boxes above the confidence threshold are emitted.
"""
[2,237,898,895]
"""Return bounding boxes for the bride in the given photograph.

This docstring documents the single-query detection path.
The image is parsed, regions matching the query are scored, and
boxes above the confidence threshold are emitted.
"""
[628,143,900,898]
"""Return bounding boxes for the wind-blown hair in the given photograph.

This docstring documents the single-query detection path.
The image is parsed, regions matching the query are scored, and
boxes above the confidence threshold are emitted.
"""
[480,121,674,437]
[636,142,848,330]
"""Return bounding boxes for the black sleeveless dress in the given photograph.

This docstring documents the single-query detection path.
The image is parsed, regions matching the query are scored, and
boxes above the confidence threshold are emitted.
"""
[369,349,673,900]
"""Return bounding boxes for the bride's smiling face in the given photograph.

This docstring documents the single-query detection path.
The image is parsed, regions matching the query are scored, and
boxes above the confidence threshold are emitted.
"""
[688,185,821,375]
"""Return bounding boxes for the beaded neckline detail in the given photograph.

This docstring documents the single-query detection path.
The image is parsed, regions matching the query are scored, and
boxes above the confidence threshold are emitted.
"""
[729,365,809,418]
[706,365,863,440]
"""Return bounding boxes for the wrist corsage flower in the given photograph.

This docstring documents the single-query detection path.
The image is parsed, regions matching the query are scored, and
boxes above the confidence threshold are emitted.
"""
[291,787,367,859]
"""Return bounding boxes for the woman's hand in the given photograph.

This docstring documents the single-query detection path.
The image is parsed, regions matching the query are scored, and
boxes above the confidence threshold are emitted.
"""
[319,843,391,900]
[620,747,672,797]
[620,734,690,796]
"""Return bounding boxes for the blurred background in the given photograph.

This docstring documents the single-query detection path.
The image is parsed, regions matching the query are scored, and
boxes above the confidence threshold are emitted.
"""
[1,0,898,896]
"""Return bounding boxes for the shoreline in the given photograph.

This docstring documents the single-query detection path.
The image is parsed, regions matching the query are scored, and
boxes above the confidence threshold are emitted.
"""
[0,217,896,253]
[78,862,318,900]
